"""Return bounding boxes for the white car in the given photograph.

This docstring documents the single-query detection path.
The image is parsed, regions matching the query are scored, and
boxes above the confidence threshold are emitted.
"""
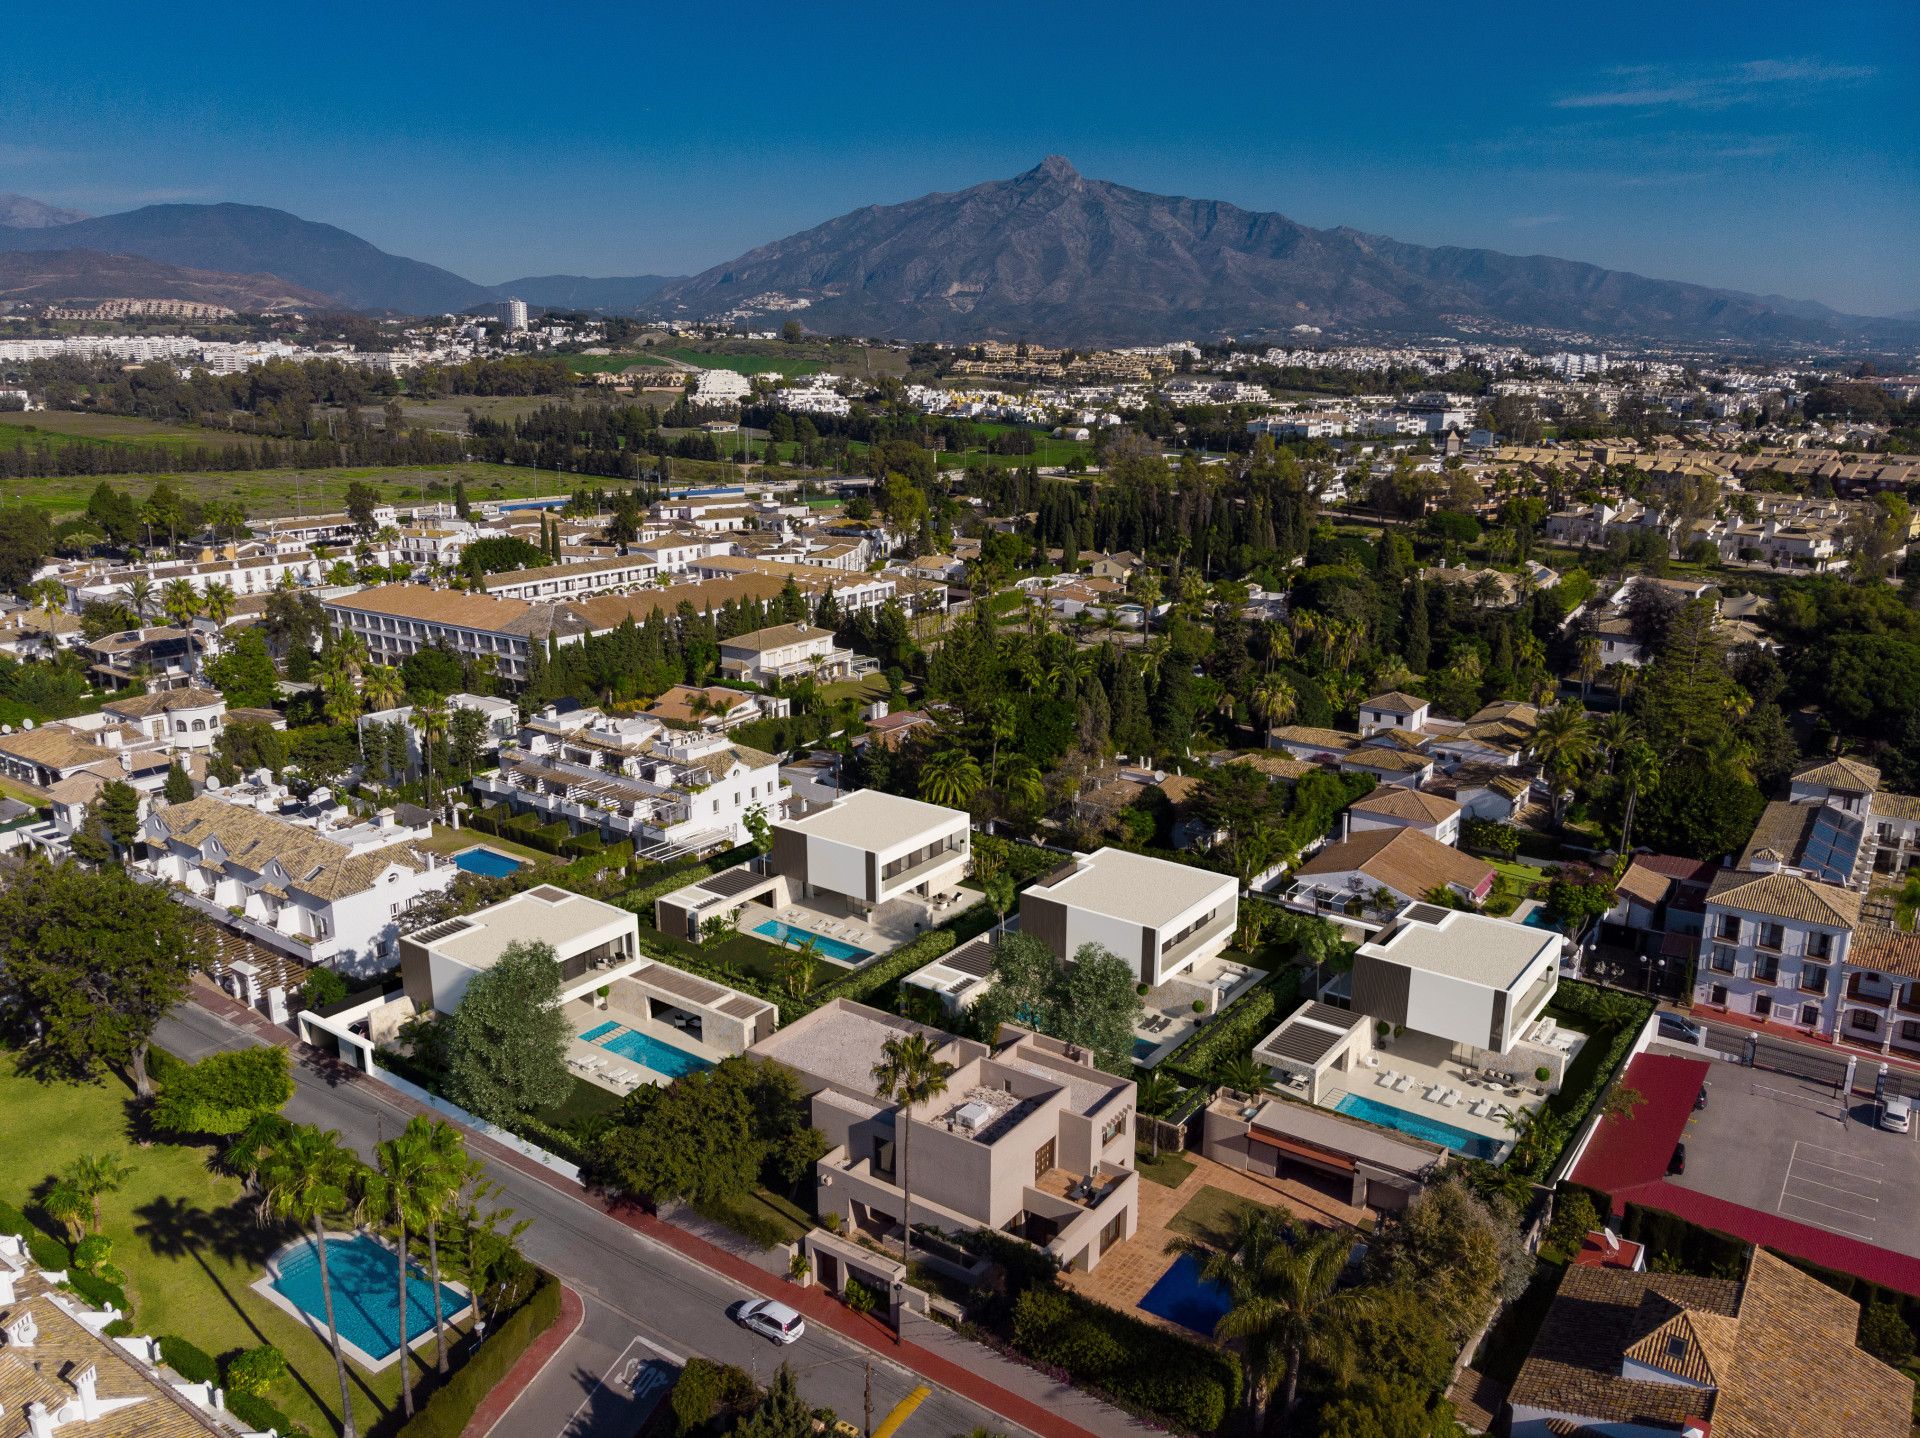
[734,1298,806,1345]
[1881,1095,1912,1134]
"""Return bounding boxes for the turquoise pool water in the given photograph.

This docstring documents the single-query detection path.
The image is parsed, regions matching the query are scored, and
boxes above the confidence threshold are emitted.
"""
[270,1233,465,1362]
[1133,1037,1160,1061]
[1334,1092,1505,1160]
[1138,1252,1232,1336]
[582,1020,713,1079]
[752,919,871,963]
[454,846,524,878]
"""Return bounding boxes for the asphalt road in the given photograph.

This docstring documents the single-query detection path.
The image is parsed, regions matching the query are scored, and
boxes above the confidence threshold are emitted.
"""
[156,1003,1017,1438]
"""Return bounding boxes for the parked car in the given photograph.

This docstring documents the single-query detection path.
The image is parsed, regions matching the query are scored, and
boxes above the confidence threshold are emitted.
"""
[1881,1095,1912,1134]
[1667,1141,1687,1175]
[1694,1083,1709,1111]
[1658,1012,1704,1044]
[732,1298,806,1345]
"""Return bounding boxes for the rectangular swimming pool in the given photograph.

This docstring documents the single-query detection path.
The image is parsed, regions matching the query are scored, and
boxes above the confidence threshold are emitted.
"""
[454,846,526,878]
[1138,1252,1232,1336]
[582,1021,714,1080]
[1132,1037,1161,1062]
[1334,1092,1507,1161]
[270,1233,467,1363]
[752,919,871,964]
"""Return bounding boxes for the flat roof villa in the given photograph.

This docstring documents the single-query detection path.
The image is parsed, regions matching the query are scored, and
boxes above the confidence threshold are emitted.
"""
[1247,905,1578,1162]
[752,999,1139,1275]
[398,886,644,1015]
[655,788,972,961]
[1019,847,1238,988]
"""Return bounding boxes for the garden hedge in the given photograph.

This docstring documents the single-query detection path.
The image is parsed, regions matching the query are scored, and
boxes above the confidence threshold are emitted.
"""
[1164,967,1303,1088]
[224,1390,310,1438]
[1008,1285,1241,1433]
[65,1269,129,1312]
[158,1334,219,1385]
[395,1274,562,1438]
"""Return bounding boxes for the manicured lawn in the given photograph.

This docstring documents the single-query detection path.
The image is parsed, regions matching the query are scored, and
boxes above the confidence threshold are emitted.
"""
[1135,1149,1196,1189]
[816,674,892,707]
[0,409,259,448]
[1166,1185,1272,1247]
[418,823,552,866]
[559,352,673,375]
[0,461,554,518]
[0,1052,435,1437]
[1489,858,1553,888]
[534,1075,626,1134]
[661,347,823,378]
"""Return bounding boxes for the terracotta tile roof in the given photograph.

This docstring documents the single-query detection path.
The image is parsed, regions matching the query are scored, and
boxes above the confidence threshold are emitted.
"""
[1794,755,1882,792]
[1297,826,1494,898]
[0,726,112,772]
[1850,927,1920,981]
[1269,725,1358,751]
[1871,791,1920,822]
[1614,859,1676,907]
[1706,869,1860,928]
[1363,689,1427,714]
[720,622,835,654]
[150,796,427,901]
[1341,746,1432,775]
[1226,751,1316,781]
[102,685,223,718]
[1348,787,1461,824]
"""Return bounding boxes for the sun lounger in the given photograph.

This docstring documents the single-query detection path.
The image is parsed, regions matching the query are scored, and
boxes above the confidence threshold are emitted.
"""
[1468,1098,1486,1117]
[1375,1071,1395,1088]
[1394,1074,1413,1092]
[1442,1090,1460,1108]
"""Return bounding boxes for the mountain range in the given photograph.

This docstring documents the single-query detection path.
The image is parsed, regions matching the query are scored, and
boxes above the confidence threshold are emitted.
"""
[0,249,331,310]
[1,164,1913,346]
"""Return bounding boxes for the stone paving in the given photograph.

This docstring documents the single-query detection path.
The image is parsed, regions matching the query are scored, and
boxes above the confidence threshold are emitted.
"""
[1061,1151,1370,1325]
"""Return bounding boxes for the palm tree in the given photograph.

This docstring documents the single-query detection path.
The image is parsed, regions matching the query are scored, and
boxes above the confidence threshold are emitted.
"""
[363,664,405,714]
[1167,1210,1352,1431]
[1573,634,1603,700]
[869,1033,955,1269]
[258,1125,364,1438]
[1250,676,1297,734]
[126,575,156,625]
[1530,700,1595,821]
[372,1124,432,1417]
[28,578,66,615]
[999,755,1045,815]
[1617,739,1660,852]
[985,698,1017,784]
[409,1119,470,1375]
[200,581,236,628]
[981,870,1016,939]
[1594,711,1634,770]
[918,748,983,810]
[62,1152,131,1235]
[412,700,450,813]
[161,578,200,629]
[1219,1054,1265,1093]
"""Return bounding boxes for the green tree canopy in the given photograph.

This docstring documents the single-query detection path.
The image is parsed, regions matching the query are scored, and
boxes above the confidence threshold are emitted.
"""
[0,857,204,1095]
[443,940,572,1122]
[152,1046,294,1137]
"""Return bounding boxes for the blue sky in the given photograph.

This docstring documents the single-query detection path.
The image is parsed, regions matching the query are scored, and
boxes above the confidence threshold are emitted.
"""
[4,1,1916,313]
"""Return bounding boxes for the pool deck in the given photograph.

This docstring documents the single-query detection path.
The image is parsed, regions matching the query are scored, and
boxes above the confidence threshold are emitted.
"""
[1315,1028,1564,1156]
[1059,1152,1367,1338]
[1131,956,1265,1068]
[729,888,967,970]
[251,1231,472,1372]
[563,996,730,1093]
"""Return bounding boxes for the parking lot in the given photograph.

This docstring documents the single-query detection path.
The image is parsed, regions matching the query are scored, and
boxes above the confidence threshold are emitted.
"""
[1654,1043,1920,1258]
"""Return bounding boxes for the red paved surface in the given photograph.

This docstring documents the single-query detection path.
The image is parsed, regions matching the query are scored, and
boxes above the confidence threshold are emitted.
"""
[1570,1053,1708,1193]
[186,989,1110,1438]
[1574,1050,1920,1298]
[464,1284,584,1438]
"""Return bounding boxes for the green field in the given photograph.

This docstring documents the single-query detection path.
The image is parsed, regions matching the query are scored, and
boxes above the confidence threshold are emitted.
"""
[0,1052,433,1436]
[0,462,562,518]
[0,410,259,450]
[660,347,823,379]
[558,352,674,376]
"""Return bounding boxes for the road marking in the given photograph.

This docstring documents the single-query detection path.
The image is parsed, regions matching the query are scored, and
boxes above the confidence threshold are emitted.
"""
[1791,1158,1884,1188]
[1789,1172,1881,1203]
[1795,1140,1885,1167]
[1777,1195,1877,1237]
[564,1334,678,1435]
[872,1385,932,1438]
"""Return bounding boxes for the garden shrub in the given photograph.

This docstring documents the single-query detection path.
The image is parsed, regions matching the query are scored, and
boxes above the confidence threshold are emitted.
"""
[842,1275,879,1315]
[1165,967,1302,1087]
[101,1318,134,1338]
[159,1334,219,1385]
[693,1193,791,1251]
[222,1345,288,1397]
[26,1233,70,1273]
[64,1269,128,1313]
[224,1390,309,1438]
[0,1200,32,1239]
[1005,1284,1239,1432]
[395,1274,562,1438]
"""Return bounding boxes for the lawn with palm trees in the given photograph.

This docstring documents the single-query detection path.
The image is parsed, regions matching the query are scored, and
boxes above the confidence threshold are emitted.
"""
[0,1051,427,1436]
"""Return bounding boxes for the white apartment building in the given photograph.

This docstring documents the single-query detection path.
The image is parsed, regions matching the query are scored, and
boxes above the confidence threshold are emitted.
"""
[719,622,855,685]
[479,553,660,601]
[323,585,590,686]
[1694,870,1858,1036]
[474,704,787,858]
[692,369,754,404]
[141,796,455,974]
[356,692,519,771]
